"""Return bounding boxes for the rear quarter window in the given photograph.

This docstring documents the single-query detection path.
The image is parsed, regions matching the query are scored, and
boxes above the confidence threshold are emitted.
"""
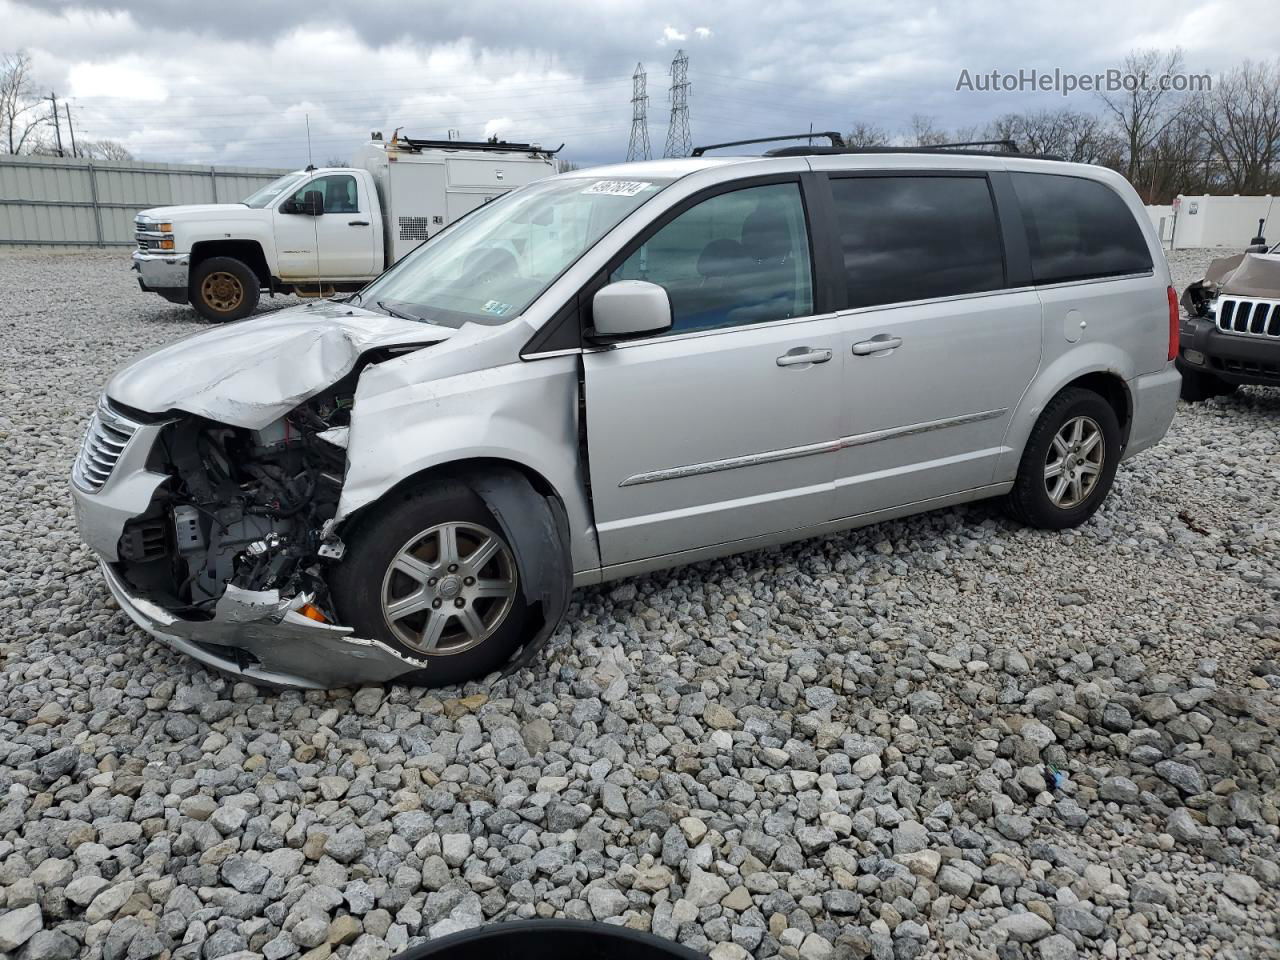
[1011,172,1152,284]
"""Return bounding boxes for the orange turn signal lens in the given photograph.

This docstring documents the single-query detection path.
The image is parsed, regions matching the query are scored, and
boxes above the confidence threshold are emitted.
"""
[158,237,175,250]
[299,603,328,623]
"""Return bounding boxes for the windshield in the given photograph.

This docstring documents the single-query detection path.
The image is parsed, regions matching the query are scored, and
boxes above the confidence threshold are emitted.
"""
[356,175,671,326]
[243,173,308,208]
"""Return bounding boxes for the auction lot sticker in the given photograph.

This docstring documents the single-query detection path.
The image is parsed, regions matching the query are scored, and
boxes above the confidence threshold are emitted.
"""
[582,180,652,197]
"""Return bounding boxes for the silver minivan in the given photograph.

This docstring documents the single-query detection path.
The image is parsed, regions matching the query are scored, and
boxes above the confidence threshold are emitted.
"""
[71,140,1181,688]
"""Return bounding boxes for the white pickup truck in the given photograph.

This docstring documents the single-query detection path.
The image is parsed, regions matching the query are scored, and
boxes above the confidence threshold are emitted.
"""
[132,136,561,321]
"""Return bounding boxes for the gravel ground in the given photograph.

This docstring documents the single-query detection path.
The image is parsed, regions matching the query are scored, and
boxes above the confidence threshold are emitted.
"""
[0,249,1277,960]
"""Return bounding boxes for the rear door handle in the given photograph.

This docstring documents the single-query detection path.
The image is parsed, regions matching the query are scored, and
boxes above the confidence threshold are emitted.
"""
[348,220,370,226]
[776,347,833,367]
[852,335,903,356]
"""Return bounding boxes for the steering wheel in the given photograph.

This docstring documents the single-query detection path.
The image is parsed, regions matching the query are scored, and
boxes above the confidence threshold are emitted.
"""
[463,248,519,288]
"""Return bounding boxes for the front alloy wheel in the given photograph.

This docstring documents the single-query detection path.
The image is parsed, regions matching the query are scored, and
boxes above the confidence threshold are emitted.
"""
[381,521,518,655]
[1043,415,1104,509]
[329,479,532,687]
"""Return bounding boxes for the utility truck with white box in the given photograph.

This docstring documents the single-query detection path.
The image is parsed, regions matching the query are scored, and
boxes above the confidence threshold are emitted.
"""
[131,135,561,321]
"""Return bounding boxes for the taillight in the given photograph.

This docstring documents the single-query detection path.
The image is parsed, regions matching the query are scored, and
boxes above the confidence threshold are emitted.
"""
[1167,285,1179,362]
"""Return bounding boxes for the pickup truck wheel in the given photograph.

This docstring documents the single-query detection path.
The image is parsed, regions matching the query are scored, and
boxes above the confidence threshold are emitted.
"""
[329,481,529,687]
[191,256,260,322]
[1006,388,1121,530]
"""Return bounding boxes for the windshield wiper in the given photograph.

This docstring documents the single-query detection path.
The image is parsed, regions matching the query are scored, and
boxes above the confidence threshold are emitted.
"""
[376,300,427,322]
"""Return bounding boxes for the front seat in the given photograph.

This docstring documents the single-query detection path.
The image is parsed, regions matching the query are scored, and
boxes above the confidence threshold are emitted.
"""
[735,206,799,322]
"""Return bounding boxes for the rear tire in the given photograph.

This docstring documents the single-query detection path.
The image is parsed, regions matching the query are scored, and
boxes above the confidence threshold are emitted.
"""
[191,256,260,323]
[1006,388,1121,530]
[329,481,529,688]
[1177,365,1235,403]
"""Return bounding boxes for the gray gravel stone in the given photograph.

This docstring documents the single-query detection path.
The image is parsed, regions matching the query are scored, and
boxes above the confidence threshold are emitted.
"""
[0,248,1276,960]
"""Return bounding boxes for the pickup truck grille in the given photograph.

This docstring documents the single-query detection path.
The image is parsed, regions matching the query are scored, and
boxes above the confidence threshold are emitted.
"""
[73,399,140,492]
[1216,296,1280,338]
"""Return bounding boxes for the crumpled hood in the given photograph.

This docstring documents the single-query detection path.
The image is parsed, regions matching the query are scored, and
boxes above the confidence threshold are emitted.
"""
[106,301,450,428]
[1217,252,1280,299]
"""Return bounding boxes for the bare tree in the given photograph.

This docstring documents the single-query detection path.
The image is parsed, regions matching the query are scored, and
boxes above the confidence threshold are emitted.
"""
[1,50,49,155]
[1097,47,1188,185]
[845,121,890,147]
[986,109,1111,163]
[81,139,133,161]
[1192,59,1280,195]
[906,114,950,146]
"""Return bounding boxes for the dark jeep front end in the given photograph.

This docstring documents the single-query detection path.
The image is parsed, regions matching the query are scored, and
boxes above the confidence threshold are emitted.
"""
[1178,245,1280,401]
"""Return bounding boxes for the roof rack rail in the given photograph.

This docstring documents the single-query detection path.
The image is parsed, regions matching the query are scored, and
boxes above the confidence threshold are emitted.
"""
[690,132,846,157]
[394,136,564,156]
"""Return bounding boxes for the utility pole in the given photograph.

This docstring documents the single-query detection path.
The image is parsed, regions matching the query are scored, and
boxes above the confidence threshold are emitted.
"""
[48,92,65,156]
[64,103,78,158]
[626,62,652,162]
[663,50,691,159]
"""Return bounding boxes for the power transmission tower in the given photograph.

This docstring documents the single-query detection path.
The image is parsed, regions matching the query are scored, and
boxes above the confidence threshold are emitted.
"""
[626,62,652,162]
[663,50,691,159]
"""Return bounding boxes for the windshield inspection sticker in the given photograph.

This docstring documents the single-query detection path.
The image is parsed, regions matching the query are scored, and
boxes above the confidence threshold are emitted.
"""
[582,180,652,197]
[482,300,512,316]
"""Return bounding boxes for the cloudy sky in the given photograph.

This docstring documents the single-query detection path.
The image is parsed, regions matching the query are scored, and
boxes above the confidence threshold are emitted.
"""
[6,0,1275,171]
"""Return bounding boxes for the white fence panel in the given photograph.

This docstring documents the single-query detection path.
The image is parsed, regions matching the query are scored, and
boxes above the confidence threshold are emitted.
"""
[0,154,290,248]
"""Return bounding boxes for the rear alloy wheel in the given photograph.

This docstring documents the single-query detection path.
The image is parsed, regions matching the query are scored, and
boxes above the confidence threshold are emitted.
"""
[1006,387,1121,530]
[380,521,518,655]
[1042,415,1104,509]
[191,256,260,323]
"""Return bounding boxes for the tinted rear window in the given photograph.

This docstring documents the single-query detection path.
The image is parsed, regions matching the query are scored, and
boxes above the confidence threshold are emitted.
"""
[829,176,1006,309]
[1011,172,1152,284]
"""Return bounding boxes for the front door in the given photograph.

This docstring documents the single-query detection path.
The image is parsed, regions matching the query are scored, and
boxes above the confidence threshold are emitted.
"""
[583,179,843,568]
[274,173,377,281]
[823,173,1042,517]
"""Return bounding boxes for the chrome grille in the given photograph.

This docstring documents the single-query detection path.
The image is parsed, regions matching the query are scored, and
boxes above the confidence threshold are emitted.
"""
[1216,296,1280,339]
[73,400,140,492]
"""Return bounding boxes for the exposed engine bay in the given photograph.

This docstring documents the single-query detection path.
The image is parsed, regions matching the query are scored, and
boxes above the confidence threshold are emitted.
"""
[116,382,357,622]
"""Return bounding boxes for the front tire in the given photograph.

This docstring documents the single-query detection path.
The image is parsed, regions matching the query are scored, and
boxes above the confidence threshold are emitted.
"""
[1006,388,1121,530]
[329,481,529,687]
[191,256,260,323]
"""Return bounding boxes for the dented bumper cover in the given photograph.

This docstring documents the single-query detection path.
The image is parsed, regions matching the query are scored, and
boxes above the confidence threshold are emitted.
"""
[100,562,430,689]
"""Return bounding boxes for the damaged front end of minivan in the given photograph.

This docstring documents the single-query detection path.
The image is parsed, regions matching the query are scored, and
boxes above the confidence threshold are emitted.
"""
[71,303,479,688]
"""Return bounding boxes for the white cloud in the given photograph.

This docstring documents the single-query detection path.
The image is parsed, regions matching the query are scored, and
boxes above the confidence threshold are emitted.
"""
[5,0,1277,169]
[483,117,513,139]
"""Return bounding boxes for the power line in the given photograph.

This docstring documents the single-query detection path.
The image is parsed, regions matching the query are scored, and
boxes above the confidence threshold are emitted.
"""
[626,62,651,162]
[663,49,691,159]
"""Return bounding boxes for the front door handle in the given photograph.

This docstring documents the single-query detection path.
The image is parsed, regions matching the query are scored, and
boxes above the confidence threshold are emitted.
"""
[852,335,903,356]
[776,347,833,367]
[348,220,370,226]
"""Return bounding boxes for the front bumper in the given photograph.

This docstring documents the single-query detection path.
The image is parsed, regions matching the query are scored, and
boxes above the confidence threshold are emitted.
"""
[1179,315,1280,386]
[132,250,190,294]
[73,414,431,689]
[98,561,429,689]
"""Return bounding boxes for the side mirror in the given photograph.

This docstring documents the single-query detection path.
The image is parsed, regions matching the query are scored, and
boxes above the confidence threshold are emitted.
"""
[282,191,324,216]
[590,280,672,340]
[300,190,325,216]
